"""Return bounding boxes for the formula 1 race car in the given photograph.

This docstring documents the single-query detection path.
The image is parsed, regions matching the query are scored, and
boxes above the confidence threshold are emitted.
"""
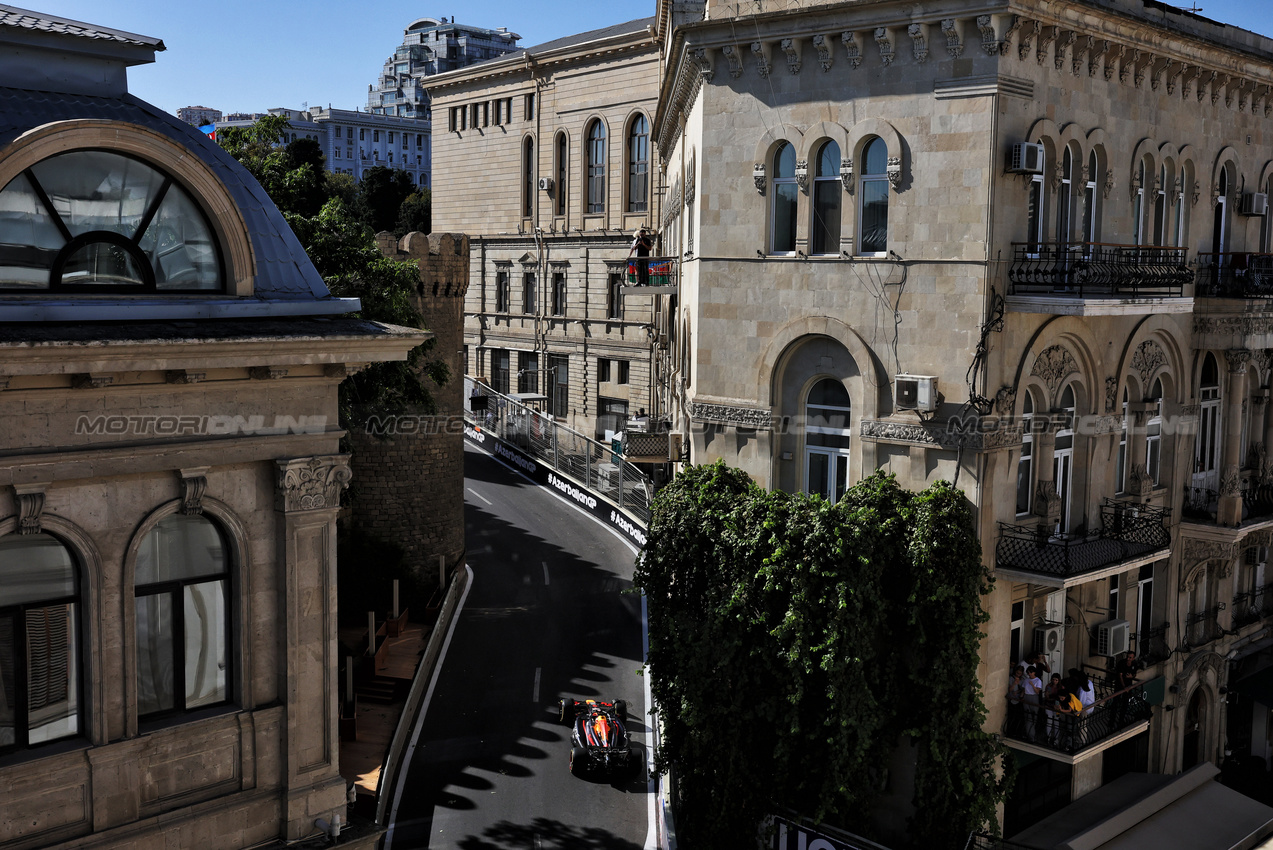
[558,697,632,776]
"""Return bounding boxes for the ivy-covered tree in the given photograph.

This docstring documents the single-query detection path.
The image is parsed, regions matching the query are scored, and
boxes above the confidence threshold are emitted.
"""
[634,463,1011,849]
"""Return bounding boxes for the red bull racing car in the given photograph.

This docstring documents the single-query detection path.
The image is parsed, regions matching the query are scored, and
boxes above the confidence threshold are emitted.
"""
[558,697,632,775]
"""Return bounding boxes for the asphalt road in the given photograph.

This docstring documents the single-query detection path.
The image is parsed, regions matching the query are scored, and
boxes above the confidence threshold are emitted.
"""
[385,442,654,850]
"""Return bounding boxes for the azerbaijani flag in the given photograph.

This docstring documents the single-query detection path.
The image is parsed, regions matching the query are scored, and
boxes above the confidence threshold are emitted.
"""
[198,123,216,141]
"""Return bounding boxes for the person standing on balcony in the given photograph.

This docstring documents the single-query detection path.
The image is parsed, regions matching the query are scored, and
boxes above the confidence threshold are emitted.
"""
[628,227,654,286]
[1115,650,1139,690]
[1024,665,1044,742]
[1044,673,1063,744]
[1076,670,1096,717]
[1007,668,1026,737]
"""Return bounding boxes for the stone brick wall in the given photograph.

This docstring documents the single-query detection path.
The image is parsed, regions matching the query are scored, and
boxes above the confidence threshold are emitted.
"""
[351,232,469,579]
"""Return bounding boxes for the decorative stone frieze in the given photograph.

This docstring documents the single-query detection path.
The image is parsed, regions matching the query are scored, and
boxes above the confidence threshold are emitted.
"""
[781,38,801,73]
[994,385,1017,416]
[1036,25,1058,66]
[874,27,894,66]
[1031,345,1079,396]
[1105,376,1118,412]
[941,19,962,58]
[1151,57,1172,90]
[812,34,832,71]
[841,31,863,68]
[690,401,773,429]
[1132,340,1167,389]
[999,16,1023,56]
[250,366,288,380]
[751,41,772,77]
[166,369,206,384]
[73,373,114,389]
[1182,537,1238,567]
[908,23,927,63]
[1167,62,1185,94]
[13,483,48,535]
[1105,43,1123,81]
[1089,39,1110,78]
[1103,170,1116,200]
[1221,464,1242,498]
[858,418,1022,450]
[178,467,209,516]
[1072,35,1092,75]
[722,44,743,78]
[275,455,352,513]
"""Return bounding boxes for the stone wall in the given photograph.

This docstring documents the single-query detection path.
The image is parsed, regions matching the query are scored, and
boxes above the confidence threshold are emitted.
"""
[350,232,469,579]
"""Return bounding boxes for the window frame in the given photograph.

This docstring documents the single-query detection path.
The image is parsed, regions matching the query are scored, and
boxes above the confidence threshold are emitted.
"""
[811,139,842,255]
[858,136,890,257]
[626,115,649,214]
[586,120,607,215]
[770,141,798,256]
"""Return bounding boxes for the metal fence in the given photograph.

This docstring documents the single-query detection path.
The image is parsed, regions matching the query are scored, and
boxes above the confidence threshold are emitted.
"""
[1002,680,1150,755]
[464,376,652,524]
[1007,242,1190,297]
[995,500,1170,579]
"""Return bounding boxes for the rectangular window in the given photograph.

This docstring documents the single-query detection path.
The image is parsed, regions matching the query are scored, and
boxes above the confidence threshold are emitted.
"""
[360,128,366,140]
[524,93,535,121]
[416,134,423,148]
[495,271,510,313]
[598,358,611,383]
[334,149,340,159]
[491,349,510,394]
[1017,417,1033,515]
[607,272,624,320]
[388,132,395,144]
[347,127,353,140]
[482,102,490,127]
[596,396,629,441]
[522,272,536,314]
[618,360,630,384]
[1109,576,1120,619]
[373,130,380,142]
[518,351,538,394]
[552,272,566,315]
[470,103,479,128]
[549,354,569,418]
[493,99,502,125]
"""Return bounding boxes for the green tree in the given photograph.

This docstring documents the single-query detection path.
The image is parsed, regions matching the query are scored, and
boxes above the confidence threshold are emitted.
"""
[396,189,431,237]
[358,166,417,234]
[634,463,1010,849]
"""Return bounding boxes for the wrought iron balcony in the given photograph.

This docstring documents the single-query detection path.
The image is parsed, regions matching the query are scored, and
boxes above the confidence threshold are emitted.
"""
[1135,624,1172,665]
[1002,679,1151,756]
[1181,479,1273,524]
[621,256,677,294]
[1185,605,1223,646]
[1008,242,1190,297]
[996,500,1171,581]
[1195,252,1273,298]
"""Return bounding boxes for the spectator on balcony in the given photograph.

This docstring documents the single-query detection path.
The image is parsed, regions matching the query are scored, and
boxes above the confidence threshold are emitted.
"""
[1115,650,1139,690]
[1043,672,1063,743]
[1055,683,1084,749]
[1023,665,1044,741]
[628,227,654,286]
[1076,670,1096,716]
[1017,651,1051,682]
[1007,668,1026,736]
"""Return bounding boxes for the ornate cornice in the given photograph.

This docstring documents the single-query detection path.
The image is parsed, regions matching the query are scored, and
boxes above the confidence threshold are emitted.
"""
[689,401,773,429]
[275,455,352,513]
[858,418,1022,450]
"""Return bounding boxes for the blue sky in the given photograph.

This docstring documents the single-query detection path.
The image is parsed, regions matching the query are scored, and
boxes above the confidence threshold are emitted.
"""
[27,1,1273,116]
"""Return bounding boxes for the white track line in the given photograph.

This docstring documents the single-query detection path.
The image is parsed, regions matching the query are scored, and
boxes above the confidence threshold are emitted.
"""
[384,563,475,850]
[466,486,492,505]
[533,667,542,703]
[543,561,550,586]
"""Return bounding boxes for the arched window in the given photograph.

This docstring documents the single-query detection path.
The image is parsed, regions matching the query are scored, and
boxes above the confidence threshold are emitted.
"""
[771,142,798,254]
[1082,151,1099,248]
[135,514,231,718]
[859,137,889,256]
[1116,387,1129,494]
[1017,391,1035,515]
[586,120,606,214]
[804,378,852,504]
[627,115,649,213]
[0,533,82,752]
[1213,166,1230,256]
[1195,353,1222,492]
[1056,147,1072,243]
[1147,378,1164,485]
[521,136,535,219]
[1133,159,1147,246]
[1055,384,1076,535]
[811,140,841,255]
[1174,164,1188,248]
[0,150,223,291]
[555,133,568,218]
[1153,164,1168,246]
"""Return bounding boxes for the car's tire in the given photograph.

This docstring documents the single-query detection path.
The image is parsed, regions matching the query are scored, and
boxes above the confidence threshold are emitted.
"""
[559,698,574,723]
[569,745,586,775]
[615,699,628,721]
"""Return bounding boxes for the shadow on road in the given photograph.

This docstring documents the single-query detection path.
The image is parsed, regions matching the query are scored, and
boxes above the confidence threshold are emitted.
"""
[455,817,645,849]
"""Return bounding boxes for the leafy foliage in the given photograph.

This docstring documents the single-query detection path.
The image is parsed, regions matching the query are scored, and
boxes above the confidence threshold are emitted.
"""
[634,463,1011,849]
[396,190,432,238]
[357,165,417,234]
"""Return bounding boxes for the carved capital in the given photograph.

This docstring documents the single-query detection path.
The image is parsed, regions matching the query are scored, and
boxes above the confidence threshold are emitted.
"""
[812,34,832,71]
[13,483,49,535]
[1127,463,1155,496]
[941,19,962,58]
[795,159,809,190]
[1225,349,1252,373]
[1105,376,1119,413]
[780,37,801,73]
[994,386,1018,416]
[1033,481,1062,523]
[875,27,894,66]
[1221,464,1242,498]
[886,157,902,192]
[840,158,855,194]
[178,467,209,516]
[1103,171,1116,200]
[908,23,928,63]
[753,162,766,194]
[275,455,352,513]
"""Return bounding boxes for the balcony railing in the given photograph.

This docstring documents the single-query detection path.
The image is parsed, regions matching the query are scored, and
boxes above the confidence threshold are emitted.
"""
[1002,680,1151,756]
[1195,252,1273,298]
[1232,582,1273,629]
[996,500,1171,580]
[622,256,677,292]
[1182,479,1273,524]
[1185,605,1223,646]
[1135,624,1172,665]
[1008,242,1190,298]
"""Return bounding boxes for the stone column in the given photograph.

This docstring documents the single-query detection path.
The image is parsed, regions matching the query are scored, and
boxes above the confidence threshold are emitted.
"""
[1126,400,1157,498]
[1218,350,1250,526]
[1257,386,1273,483]
[275,454,352,840]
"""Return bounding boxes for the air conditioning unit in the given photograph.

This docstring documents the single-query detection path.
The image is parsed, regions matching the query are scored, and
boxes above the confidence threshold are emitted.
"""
[538,177,554,192]
[1094,619,1130,657]
[895,375,939,412]
[1007,142,1045,174]
[1033,624,1063,656]
[1240,191,1269,216]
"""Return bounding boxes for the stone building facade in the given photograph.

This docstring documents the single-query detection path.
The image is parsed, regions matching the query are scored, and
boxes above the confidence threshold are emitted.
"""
[428,18,664,443]
[655,0,1273,837]
[0,8,422,849]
